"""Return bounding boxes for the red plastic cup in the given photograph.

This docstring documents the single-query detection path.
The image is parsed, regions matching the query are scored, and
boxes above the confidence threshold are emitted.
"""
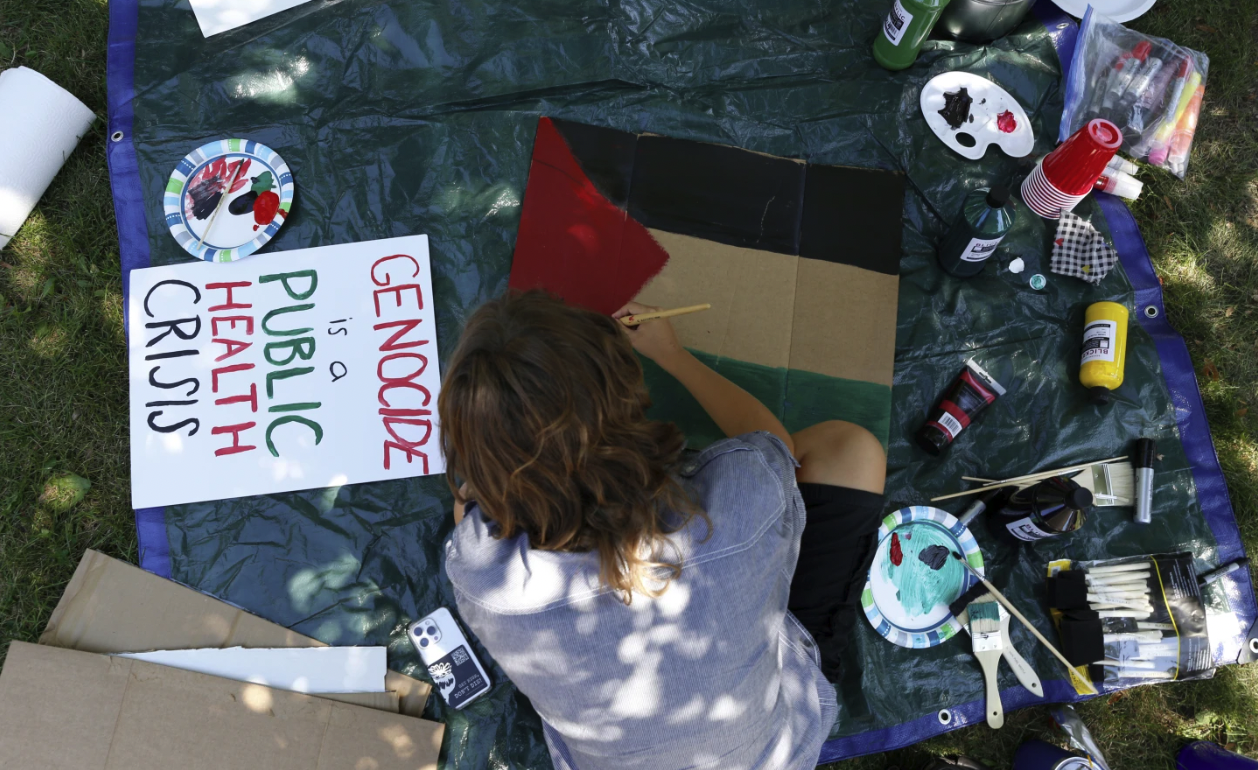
[1021,119,1122,219]
[1042,119,1123,195]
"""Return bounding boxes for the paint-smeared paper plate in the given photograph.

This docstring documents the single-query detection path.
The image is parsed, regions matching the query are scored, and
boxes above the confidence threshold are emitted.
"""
[1050,0,1155,22]
[165,138,294,262]
[920,72,1033,161]
[862,506,985,648]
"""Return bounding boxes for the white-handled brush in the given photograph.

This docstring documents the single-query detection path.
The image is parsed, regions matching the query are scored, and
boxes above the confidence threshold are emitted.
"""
[968,598,1005,728]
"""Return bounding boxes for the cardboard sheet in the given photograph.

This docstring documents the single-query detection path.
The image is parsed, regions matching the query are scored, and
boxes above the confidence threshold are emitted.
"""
[510,118,904,444]
[126,235,443,508]
[41,550,431,717]
[189,0,313,37]
[0,642,443,770]
[119,646,388,694]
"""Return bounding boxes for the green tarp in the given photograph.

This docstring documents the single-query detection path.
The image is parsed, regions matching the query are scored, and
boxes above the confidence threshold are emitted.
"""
[109,0,1246,766]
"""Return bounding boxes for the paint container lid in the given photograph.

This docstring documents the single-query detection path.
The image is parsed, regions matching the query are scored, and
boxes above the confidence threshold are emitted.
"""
[1090,385,1111,405]
[986,185,1011,208]
[1030,274,1046,290]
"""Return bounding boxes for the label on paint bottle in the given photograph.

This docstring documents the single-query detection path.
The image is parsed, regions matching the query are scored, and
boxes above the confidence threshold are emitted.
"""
[882,0,913,45]
[932,411,964,440]
[959,235,1005,262]
[1005,516,1056,542]
[1080,320,1119,364]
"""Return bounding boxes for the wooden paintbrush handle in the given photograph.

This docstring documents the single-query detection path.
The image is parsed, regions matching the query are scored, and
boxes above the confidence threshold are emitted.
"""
[619,304,711,327]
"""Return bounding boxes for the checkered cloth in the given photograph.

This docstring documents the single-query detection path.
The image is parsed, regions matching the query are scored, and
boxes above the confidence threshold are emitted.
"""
[1050,212,1119,284]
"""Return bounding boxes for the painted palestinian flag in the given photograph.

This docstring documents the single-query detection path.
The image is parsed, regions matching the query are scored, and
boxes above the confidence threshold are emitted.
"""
[510,117,904,446]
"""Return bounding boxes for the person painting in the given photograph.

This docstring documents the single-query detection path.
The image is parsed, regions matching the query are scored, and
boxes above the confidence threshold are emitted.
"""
[440,291,886,770]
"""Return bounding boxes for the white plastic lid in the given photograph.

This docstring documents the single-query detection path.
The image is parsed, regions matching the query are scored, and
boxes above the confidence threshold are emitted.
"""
[1106,156,1139,176]
[1109,173,1144,200]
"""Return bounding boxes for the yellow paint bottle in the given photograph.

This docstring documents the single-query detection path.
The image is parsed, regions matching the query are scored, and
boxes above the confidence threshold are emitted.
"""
[1079,301,1128,405]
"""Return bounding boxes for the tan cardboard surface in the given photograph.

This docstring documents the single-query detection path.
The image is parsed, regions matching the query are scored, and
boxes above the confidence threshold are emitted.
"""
[41,550,430,717]
[788,258,898,386]
[636,231,897,386]
[0,642,442,770]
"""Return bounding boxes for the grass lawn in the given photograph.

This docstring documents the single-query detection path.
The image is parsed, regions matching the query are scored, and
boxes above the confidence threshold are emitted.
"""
[1,0,1255,767]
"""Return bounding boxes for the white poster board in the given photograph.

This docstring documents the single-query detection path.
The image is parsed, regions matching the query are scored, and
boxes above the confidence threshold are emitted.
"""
[128,235,444,508]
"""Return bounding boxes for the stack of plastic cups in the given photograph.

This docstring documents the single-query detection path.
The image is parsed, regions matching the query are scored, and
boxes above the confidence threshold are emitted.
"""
[1021,119,1123,219]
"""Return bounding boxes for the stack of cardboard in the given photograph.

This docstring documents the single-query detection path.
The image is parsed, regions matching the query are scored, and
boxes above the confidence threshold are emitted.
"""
[0,550,443,769]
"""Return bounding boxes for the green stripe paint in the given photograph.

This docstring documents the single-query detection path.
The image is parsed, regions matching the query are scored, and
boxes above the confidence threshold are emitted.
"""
[640,349,891,449]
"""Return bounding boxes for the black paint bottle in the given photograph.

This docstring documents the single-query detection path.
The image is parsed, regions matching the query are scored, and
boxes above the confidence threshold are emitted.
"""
[937,185,1017,278]
[987,476,1093,545]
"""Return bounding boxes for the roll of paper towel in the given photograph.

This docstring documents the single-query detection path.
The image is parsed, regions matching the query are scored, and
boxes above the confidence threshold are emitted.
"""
[0,67,96,249]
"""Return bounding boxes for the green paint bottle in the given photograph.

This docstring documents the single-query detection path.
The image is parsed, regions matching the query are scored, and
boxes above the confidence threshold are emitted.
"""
[872,0,953,71]
[936,185,1016,278]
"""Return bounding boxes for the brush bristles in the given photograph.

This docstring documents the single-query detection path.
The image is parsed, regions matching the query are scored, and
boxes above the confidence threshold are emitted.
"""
[968,600,1001,631]
[1074,463,1135,506]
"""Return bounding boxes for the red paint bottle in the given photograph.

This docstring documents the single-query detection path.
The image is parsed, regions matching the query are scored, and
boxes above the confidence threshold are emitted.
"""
[916,359,1006,455]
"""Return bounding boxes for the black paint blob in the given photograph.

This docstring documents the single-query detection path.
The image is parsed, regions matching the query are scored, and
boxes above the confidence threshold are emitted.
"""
[919,544,951,571]
[938,87,973,130]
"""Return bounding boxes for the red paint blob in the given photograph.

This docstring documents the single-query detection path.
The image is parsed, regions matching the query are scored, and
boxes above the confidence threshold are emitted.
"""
[253,190,280,225]
[890,532,903,566]
[997,110,1017,133]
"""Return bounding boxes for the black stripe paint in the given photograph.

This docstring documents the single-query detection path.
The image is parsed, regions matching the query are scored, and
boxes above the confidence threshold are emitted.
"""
[628,135,806,256]
[544,118,904,275]
[800,163,904,276]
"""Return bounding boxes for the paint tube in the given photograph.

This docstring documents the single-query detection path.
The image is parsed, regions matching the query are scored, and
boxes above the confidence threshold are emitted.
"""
[915,358,1006,456]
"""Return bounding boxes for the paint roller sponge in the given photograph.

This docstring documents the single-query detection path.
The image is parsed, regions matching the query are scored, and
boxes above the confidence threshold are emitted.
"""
[1047,570,1088,609]
[1059,618,1104,666]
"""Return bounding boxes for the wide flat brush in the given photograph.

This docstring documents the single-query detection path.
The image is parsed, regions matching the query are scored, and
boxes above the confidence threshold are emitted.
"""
[968,599,1005,728]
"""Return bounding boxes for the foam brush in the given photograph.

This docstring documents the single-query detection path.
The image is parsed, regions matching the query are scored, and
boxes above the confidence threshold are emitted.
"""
[968,600,1005,728]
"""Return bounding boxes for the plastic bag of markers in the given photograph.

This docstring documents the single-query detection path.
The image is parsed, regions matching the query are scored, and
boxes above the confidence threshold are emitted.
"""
[1069,553,1214,690]
[1060,8,1209,178]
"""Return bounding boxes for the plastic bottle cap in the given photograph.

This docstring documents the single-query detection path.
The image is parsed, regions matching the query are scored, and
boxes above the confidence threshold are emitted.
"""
[1068,487,1094,510]
[986,185,1010,208]
[1089,386,1111,406]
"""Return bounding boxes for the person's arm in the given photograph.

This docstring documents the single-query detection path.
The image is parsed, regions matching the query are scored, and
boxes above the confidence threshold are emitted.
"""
[614,302,795,455]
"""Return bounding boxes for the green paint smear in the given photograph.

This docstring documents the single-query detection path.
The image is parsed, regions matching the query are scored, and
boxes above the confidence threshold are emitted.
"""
[640,349,891,448]
[882,522,964,618]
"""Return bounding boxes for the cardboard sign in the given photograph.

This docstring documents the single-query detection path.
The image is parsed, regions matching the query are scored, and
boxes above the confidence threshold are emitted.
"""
[128,235,443,508]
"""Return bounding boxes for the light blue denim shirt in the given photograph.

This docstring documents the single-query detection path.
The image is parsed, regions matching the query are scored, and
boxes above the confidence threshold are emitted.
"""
[445,431,837,770]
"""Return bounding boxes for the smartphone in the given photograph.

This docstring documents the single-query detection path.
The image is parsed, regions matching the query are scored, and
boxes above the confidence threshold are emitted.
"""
[407,608,492,710]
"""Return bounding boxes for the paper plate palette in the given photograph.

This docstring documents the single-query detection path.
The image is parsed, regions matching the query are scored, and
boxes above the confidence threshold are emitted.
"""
[920,72,1033,161]
[165,138,294,262]
[862,506,985,648]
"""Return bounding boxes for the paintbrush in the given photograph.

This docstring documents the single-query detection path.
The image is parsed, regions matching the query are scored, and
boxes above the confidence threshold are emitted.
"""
[950,552,1099,695]
[963,462,1134,507]
[933,456,1128,502]
[968,600,1005,728]
[619,304,711,327]
[195,159,246,250]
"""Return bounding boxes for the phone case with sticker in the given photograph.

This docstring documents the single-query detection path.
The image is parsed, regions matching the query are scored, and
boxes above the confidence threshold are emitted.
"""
[408,608,492,710]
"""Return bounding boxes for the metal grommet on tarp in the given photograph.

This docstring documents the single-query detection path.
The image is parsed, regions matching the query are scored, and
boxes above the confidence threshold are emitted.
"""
[938,709,953,725]
[111,130,124,142]
[1144,305,1159,318]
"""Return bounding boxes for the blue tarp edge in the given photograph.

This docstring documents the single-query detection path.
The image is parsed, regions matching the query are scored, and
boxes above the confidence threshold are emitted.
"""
[106,0,171,578]
[1098,191,1257,661]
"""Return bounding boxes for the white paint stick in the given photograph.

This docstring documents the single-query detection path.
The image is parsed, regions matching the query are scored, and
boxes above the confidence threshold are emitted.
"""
[1094,659,1156,669]
[1110,669,1173,680]
[1105,631,1164,643]
[1086,563,1152,575]
[1098,610,1152,619]
[1087,578,1150,589]
[1138,622,1174,631]
[1091,603,1155,613]
[1088,591,1150,602]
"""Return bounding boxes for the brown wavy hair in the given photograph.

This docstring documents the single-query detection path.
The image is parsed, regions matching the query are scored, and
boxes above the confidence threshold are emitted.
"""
[438,290,706,602]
